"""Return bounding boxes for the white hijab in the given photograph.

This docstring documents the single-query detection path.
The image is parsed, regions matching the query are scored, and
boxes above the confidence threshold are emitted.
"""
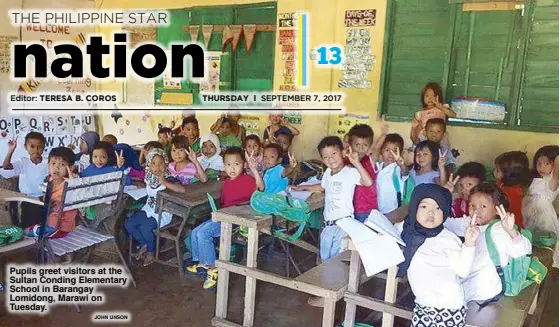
[198,134,224,171]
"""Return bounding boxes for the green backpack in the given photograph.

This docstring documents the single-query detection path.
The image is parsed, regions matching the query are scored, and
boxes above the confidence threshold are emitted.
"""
[486,220,548,296]
[250,191,311,242]
[0,226,24,246]
[392,168,414,206]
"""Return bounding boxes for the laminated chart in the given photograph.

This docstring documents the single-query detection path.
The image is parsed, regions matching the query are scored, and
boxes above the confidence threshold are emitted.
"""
[451,97,506,123]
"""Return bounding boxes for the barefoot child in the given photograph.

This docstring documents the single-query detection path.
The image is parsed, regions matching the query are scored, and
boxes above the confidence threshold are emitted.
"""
[125,149,186,266]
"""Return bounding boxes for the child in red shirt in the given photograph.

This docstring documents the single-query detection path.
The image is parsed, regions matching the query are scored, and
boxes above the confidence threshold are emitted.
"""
[186,147,261,290]
[445,162,486,218]
[493,151,532,228]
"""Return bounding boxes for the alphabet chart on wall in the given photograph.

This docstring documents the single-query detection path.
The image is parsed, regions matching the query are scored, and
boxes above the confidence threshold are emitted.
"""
[0,114,96,167]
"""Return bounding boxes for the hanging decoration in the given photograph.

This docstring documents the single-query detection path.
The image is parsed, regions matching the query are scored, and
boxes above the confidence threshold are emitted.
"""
[229,25,243,51]
[189,25,200,42]
[243,25,257,52]
[202,25,213,48]
[184,24,275,53]
[222,26,233,51]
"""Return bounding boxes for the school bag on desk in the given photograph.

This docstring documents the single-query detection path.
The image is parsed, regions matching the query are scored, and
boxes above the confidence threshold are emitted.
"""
[250,191,311,242]
[0,226,23,246]
[486,219,548,296]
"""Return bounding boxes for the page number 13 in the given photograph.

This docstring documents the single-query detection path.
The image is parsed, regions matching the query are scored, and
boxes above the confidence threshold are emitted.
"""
[317,46,342,65]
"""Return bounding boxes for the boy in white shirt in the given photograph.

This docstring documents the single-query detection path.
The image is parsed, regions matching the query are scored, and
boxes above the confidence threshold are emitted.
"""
[444,182,532,303]
[293,136,373,307]
[398,184,479,327]
[293,136,373,261]
[0,132,48,227]
[374,133,410,213]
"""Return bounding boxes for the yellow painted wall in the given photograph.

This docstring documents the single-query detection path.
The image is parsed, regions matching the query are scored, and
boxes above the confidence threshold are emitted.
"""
[96,0,558,166]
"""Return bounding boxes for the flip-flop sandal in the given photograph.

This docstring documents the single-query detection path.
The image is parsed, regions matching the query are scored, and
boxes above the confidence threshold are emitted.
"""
[143,259,154,267]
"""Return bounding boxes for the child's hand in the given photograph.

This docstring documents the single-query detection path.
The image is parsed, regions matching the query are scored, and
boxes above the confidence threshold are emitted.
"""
[290,185,305,191]
[185,147,197,162]
[438,148,447,169]
[464,213,480,246]
[66,165,78,179]
[390,147,405,167]
[288,152,298,168]
[246,150,258,171]
[67,143,76,150]
[115,150,125,168]
[380,115,390,136]
[496,204,518,236]
[345,147,360,166]
[7,135,18,152]
[444,173,460,193]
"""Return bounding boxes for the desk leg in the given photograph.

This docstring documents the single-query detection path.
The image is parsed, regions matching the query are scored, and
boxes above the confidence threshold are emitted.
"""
[382,266,398,327]
[215,222,232,319]
[243,227,259,326]
[343,250,361,327]
[322,299,336,327]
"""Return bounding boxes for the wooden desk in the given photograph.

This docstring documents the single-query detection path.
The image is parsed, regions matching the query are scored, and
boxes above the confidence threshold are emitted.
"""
[211,193,326,327]
[154,181,223,276]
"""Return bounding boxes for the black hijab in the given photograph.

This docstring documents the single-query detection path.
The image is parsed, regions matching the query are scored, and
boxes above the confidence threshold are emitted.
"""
[397,183,452,277]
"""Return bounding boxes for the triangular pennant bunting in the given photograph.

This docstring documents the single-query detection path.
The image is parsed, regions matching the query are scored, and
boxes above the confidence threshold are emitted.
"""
[202,25,214,48]
[229,25,243,51]
[189,25,200,42]
[222,25,233,51]
[242,25,257,52]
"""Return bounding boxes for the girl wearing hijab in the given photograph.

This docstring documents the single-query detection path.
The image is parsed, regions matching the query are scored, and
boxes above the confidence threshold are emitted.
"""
[75,131,100,172]
[397,183,479,327]
[125,149,186,266]
[197,134,224,181]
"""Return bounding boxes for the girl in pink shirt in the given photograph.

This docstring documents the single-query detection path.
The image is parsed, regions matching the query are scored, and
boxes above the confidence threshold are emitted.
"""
[168,135,208,185]
[410,82,457,144]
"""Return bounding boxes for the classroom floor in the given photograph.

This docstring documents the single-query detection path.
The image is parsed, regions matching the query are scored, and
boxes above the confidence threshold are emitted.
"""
[1,247,558,327]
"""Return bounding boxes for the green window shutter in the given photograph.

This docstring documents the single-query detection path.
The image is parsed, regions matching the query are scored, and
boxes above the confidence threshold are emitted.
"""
[220,53,232,91]
[155,9,191,104]
[232,2,277,91]
[448,9,522,125]
[380,0,452,122]
[517,2,559,132]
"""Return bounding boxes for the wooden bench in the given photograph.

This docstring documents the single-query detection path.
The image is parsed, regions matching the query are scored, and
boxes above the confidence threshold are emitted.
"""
[342,240,554,327]
[212,193,331,327]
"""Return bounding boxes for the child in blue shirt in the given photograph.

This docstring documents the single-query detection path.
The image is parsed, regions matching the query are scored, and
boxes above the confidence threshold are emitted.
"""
[262,143,298,193]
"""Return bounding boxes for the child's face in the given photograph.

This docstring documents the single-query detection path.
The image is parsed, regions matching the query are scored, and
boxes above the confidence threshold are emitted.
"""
[536,156,554,177]
[182,123,199,142]
[245,139,261,157]
[426,124,445,143]
[25,139,45,161]
[469,192,497,226]
[202,140,217,158]
[423,88,437,108]
[80,139,88,154]
[416,198,444,229]
[269,114,283,125]
[493,165,504,181]
[263,148,281,169]
[219,122,232,135]
[92,149,109,168]
[381,142,400,165]
[149,155,166,177]
[320,145,344,172]
[48,157,69,180]
[415,147,433,169]
[158,133,170,146]
[276,134,291,152]
[349,136,371,160]
[224,153,244,179]
[171,145,188,163]
[458,176,480,200]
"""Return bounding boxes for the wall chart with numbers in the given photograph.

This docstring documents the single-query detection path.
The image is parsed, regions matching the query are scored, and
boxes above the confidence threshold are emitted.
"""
[0,114,96,168]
